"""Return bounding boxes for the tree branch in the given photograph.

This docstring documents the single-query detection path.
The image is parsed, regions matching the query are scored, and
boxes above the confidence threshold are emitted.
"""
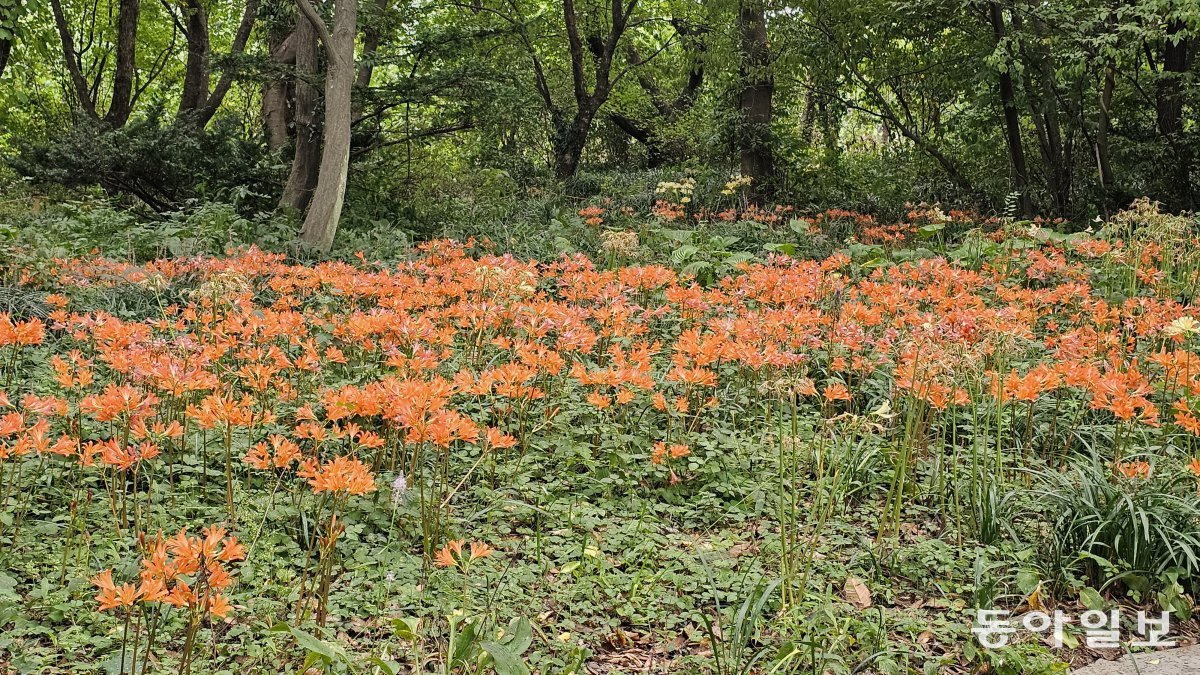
[296,0,336,58]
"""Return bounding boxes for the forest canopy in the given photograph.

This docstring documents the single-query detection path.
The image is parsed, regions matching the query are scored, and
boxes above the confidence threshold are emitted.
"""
[0,0,1196,249]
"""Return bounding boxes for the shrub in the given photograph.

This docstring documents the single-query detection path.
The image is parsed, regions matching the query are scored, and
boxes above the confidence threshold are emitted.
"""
[9,112,278,213]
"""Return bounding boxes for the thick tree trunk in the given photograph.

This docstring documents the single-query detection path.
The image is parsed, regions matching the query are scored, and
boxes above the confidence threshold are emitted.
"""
[0,40,10,80]
[543,0,637,180]
[280,17,321,213]
[736,0,774,197]
[553,110,596,181]
[104,0,139,127]
[178,0,211,116]
[262,81,291,151]
[297,0,358,252]
[988,2,1032,217]
[263,29,299,152]
[1156,21,1192,207]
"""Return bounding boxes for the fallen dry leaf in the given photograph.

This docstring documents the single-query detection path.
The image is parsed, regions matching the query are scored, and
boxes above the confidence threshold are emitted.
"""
[843,576,872,609]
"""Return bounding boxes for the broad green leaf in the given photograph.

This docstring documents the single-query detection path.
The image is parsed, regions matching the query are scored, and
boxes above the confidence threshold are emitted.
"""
[480,641,530,675]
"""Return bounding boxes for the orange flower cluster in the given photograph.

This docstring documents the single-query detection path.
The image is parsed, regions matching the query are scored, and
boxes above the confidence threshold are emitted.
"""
[7,223,1200,511]
[299,455,377,495]
[650,442,690,465]
[92,525,243,618]
[578,206,605,227]
[434,539,494,569]
[0,314,45,347]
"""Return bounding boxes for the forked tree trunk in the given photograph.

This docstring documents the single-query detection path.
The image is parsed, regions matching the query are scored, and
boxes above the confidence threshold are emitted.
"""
[297,0,358,251]
[536,0,637,180]
[280,17,321,213]
[50,0,140,123]
[180,0,258,126]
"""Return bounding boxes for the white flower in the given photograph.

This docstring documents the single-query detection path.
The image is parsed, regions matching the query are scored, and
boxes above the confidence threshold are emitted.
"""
[1164,316,1200,337]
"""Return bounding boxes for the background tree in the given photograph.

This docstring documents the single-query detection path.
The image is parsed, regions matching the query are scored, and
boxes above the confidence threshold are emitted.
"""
[3,0,1200,250]
[295,0,358,251]
[735,0,774,196]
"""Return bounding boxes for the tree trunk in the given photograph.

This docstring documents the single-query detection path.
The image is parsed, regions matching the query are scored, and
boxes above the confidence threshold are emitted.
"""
[799,89,818,146]
[609,36,704,168]
[553,110,595,181]
[355,0,387,95]
[542,0,637,180]
[104,0,140,127]
[988,2,1032,217]
[1096,62,1114,200]
[0,40,10,80]
[1156,20,1192,207]
[280,16,321,213]
[178,0,211,116]
[1015,11,1070,214]
[263,81,291,151]
[194,0,259,126]
[297,0,358,252]
[736,0,774,197]
[263,29,299,152]
[49,0,99,119]
[610,113,667,167]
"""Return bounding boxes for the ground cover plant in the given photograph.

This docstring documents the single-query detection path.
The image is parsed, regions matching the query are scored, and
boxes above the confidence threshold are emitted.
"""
[0,195,1199,674]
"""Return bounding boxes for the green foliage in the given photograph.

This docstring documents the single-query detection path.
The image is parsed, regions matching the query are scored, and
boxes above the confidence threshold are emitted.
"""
[9,113,277,213]
[1024,459,1200,596]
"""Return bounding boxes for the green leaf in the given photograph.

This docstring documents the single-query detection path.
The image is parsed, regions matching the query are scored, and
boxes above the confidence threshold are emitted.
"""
[918,223,945,234]
[788,218,810,234]
[451,618,479,666]
[670,244,699,264]
[480,641,530,675]
[1015,569,1040,596]
[1079,587,1105,611]
[503,617,533,655]
[276,623,346,664]
[722,252,756,267]
[391,617,420,643]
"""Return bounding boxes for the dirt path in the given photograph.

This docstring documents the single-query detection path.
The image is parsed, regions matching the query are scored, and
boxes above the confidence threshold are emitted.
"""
[1073,649,1200,674]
